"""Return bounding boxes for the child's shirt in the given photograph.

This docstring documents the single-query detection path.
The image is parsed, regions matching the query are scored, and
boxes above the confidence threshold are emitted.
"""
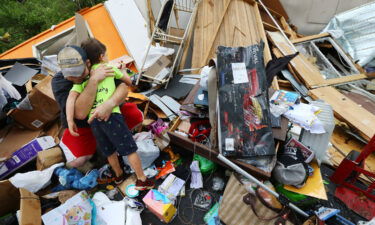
[70,63,124,118]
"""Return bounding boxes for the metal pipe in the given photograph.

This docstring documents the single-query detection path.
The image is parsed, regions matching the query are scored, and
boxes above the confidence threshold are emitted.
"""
[217,154,309,217]
[257,0,298,53]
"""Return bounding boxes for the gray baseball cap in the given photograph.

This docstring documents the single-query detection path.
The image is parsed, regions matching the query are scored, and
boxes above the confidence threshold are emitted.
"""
[57,45,88,77]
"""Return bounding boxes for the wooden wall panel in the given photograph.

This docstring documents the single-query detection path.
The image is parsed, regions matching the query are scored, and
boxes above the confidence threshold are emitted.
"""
[191,0,271,69]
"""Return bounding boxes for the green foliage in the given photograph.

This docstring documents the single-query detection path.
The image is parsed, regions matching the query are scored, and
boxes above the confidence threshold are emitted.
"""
[0,0,105,54]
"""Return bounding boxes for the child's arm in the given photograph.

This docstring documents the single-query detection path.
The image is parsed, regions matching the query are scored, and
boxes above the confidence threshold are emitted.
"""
[119,75,132,87]
[66,91,80,136]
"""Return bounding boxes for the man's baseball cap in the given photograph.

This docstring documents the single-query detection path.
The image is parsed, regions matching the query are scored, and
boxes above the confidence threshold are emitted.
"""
[57,45,88,77]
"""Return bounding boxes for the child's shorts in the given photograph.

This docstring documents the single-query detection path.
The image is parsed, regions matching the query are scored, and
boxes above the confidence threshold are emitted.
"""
[91,113,138,157]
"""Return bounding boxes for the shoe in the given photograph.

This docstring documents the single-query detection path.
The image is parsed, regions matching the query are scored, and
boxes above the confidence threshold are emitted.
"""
[114,173,125,185]
[97,164,127,185]
[135,178,155,191]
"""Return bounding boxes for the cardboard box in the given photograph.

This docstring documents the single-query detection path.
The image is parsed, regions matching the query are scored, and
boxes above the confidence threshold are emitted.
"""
[10,76,60,130]
[143,55,171,79]
[0,180,41,225]
[143,189,176,223]
[0,136,56,180]
[0,126,41,160]
[36,146,64,171]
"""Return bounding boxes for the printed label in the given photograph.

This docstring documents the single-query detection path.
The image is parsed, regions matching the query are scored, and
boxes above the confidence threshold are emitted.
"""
[225,138,235,151]
[12,155,21,164]
[231,63,248,84]
[31,119,43,128]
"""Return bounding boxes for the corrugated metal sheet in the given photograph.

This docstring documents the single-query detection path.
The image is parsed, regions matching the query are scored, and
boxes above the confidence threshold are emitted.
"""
[322,1,375,66]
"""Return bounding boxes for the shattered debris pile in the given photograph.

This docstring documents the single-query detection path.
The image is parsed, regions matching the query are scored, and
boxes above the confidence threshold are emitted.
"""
[0,0,374,224]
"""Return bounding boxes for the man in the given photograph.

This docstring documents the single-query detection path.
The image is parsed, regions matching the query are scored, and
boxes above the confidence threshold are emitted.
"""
[52,45,154,189]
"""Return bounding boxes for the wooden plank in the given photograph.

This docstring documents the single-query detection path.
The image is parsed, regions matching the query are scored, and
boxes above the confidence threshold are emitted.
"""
[268,31,325,88]
[255,3,272,63]
[322,74,367,86]
[261,0,289,20]
[292,33,330,44]
[146,0,155,35]
[192,0,271,68]
[202,0,232,65]
[309,86,375,141]
[279,17,298,40]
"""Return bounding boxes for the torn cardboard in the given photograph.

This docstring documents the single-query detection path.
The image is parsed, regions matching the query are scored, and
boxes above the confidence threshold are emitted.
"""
[0,136,56,180]
[143,55,171,79]
[36,146,64,171]
[0,126,41,160]
[10,76,60,130]
[0,180,41,225]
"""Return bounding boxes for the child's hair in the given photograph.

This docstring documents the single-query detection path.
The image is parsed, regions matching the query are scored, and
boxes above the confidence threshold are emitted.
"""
[81,38,106,65]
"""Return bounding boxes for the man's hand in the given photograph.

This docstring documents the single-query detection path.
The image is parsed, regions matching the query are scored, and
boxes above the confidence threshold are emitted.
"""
[90,64,114,83]
[68,120,79,137]
[87,99,116,124]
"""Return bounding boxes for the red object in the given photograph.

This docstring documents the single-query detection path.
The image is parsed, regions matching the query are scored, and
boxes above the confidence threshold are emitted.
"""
[61,127,97,157]
[62,103,143,158]
[188,120,211,143]
[330,135,375,218]
[120,102,144,130]
[156,161,175,180]
[335,186,375,220]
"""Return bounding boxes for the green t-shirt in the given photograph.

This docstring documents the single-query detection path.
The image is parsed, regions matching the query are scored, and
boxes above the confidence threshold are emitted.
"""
[71,63,124,118]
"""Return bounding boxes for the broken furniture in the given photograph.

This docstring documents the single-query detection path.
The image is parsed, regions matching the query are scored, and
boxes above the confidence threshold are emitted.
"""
[136,0,200,87]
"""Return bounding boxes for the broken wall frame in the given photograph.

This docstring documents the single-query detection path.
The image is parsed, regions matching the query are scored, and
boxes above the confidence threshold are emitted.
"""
[136,0,200,87]
[268,31,367,89]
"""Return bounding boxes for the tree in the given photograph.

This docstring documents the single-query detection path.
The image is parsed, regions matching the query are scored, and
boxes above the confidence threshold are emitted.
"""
[0,0,104,54]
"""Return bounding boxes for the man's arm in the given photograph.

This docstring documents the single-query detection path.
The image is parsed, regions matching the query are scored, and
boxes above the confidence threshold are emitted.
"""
[66,91,80,136]
[74,65,114,119]
[87,82,128,123]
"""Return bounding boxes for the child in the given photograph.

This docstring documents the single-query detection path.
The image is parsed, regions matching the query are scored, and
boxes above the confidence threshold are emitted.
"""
[66,38,154,189]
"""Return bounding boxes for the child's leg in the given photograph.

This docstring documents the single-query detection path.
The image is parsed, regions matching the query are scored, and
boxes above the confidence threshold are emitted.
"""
[67,155,92,168]
[98,113,147,181]
[127,152,146,181]
[90,119,122,176]
[107,152,123,177]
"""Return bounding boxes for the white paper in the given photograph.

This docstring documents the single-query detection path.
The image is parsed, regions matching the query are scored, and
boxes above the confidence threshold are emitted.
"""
[42,191,96,225]
[231,63,249,84]
[190,161,203,189]
[283,103,326,134]
[225,138,234,151]
[158,174,185,201]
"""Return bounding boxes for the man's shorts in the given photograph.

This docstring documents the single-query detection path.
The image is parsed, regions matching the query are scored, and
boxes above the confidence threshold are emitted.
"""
[91,113,138,157]
[60,103,143,162]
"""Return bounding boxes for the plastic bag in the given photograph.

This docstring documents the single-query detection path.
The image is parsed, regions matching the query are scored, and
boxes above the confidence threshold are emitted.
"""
[123,137,160,169]
[9,162,64,193]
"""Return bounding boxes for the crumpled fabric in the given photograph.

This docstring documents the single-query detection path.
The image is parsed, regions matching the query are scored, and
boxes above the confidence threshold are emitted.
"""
[52,167,99,191]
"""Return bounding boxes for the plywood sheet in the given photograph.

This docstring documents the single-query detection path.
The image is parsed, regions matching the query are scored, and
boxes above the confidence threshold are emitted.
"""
[191,0,271,69]
[310,87,375,141]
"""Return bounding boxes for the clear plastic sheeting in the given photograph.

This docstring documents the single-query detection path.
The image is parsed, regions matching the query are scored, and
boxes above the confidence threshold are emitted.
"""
[322,1,375,67]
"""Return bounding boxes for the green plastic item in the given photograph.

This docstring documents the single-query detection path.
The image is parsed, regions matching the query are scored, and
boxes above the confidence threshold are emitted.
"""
[275,184,317,207]
[193,154,217,174]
